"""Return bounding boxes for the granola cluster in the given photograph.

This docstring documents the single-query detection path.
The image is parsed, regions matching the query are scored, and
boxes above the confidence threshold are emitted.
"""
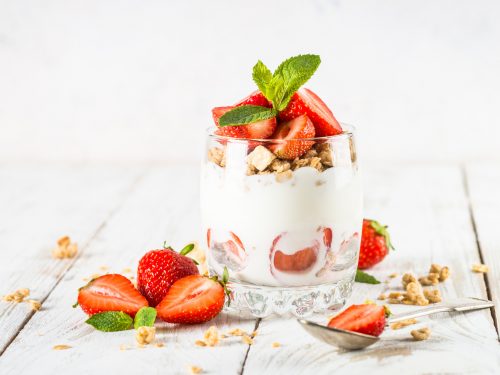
[136,326,156,345]
[411,327,431,341]
[2,288,42,311]
[207,142,336,180]
[194,326,257,348]
[472,263,488,273]
[52,236,78,259]
[386,264,449,306]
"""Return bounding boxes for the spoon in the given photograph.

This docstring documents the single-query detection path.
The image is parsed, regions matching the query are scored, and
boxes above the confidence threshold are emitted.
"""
[297,297,494,350]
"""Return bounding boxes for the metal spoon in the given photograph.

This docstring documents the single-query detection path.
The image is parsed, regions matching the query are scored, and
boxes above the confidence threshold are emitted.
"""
[297,297,494,350]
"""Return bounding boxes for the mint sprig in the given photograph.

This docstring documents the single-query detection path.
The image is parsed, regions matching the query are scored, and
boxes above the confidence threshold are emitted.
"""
[218,54,321,126]
[355,269,381,284]
[134,307,157,329]
[86,311,133,332]
[219,105,276,127]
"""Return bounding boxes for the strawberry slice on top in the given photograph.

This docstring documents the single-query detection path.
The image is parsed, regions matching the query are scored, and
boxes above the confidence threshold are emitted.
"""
[269,114,315,159]
[279,88,342,137]
[77,274,148,317]
[328,304,386,337]
[212,91,276,140]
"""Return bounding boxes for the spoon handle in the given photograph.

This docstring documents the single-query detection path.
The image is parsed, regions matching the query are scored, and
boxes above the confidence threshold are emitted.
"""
[387,297,494,323]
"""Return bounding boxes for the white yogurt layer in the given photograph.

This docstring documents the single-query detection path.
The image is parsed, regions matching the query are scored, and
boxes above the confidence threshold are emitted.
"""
[200,162,362,287]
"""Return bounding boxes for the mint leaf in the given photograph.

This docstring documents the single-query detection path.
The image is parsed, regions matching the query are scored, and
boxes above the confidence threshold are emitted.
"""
[271,54,321,111]
[355,269,381,284]
[218,105,276,126]
[134,307,157,329]
[252,60,273,99]
[86,311,133,332]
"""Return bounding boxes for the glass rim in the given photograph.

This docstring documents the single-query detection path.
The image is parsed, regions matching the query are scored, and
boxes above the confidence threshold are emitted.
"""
[206,123,356,143]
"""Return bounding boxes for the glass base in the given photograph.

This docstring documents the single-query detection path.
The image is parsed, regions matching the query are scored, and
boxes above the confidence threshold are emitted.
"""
[224,275,355,318]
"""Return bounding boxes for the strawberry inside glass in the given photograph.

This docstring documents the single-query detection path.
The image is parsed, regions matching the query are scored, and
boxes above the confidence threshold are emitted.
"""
[200,55,362,317]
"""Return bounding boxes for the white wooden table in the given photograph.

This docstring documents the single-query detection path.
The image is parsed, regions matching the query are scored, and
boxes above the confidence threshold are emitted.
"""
[0,163,499,374]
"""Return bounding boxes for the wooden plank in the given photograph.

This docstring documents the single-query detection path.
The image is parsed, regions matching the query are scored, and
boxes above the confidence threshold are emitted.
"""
[243,165,500,374]
[465,162,500,338]
[0,166,257,374]
[0,164,142,354]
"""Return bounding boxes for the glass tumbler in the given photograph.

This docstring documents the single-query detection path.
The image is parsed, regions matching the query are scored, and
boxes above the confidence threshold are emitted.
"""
[200,125,362,317]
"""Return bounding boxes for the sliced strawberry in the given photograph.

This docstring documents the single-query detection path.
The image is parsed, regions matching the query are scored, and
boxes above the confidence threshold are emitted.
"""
[77,274,148,317]
[328,304,386,337]
[156,275,226,324]
[279,88,342,137]
[269,114,315,159]
[323,227,333,249]
[273,246,318,272]
[235,90,271,107]
[212,92,275,140]
[246,117,277,139]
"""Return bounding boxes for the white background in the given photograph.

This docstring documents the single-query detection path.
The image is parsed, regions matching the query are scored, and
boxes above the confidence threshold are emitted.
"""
[1,0,499,164]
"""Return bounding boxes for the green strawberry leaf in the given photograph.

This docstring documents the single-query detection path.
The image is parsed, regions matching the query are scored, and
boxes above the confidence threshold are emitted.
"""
[252,60,273,99]
[218,105,276,126]
[134,307,157,329]
[355,269,381,284]
[86,311,133,332]
[179,243,195,256]
[369,220,395,250]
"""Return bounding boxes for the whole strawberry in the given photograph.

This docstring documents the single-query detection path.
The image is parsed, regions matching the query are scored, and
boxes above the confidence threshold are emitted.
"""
[137,243,199,306]
[358,219,394,269]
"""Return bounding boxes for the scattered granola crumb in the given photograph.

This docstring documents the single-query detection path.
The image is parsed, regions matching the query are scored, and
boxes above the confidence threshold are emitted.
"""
[242,334,253,345]
[388,292,403,299]
[203,326,219,347]
[272,342,281,348]
[251,330,258,338]
[390,319,418,330]
[275,170,293,183]
[3,288,30,303]
[53,344,71,350]
[122,267,133,274]
[208,147,225,167]
[411,327,431,341]
[189,366,202,374]
[377,293,387,301]
[402,273,417,289]
[52,236,78,259]
[136,326,156,345]
[472,264,488,273]
[27,299,42,311]
[155,342,165,348]
[247,145,276,172]
[364,299,376,305]
[418,273,439,286]
[389,273,398,279]
[220,334,227,339]
[429,264,442,274]
[119,344,130,351]
[99,266,109,271]
[227,328,245,336]
[439,266,450,281]
[423,289,442,303]
[195,340,207,347]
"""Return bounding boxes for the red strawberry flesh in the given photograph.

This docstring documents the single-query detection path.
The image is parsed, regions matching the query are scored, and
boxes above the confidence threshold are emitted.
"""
[156,275,225,324]
[269,114,315,159]
[279,88,342,137]
[328,304,386,337]
[77,274,148,317]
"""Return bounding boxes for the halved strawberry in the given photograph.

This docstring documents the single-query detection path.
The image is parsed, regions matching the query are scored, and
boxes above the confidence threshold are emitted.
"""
[77,274,148,316]
[279,88,342,137]
[156,274,228,324]
[235,90,272,107]
[328,304,386,337]
[269,114,315,159]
